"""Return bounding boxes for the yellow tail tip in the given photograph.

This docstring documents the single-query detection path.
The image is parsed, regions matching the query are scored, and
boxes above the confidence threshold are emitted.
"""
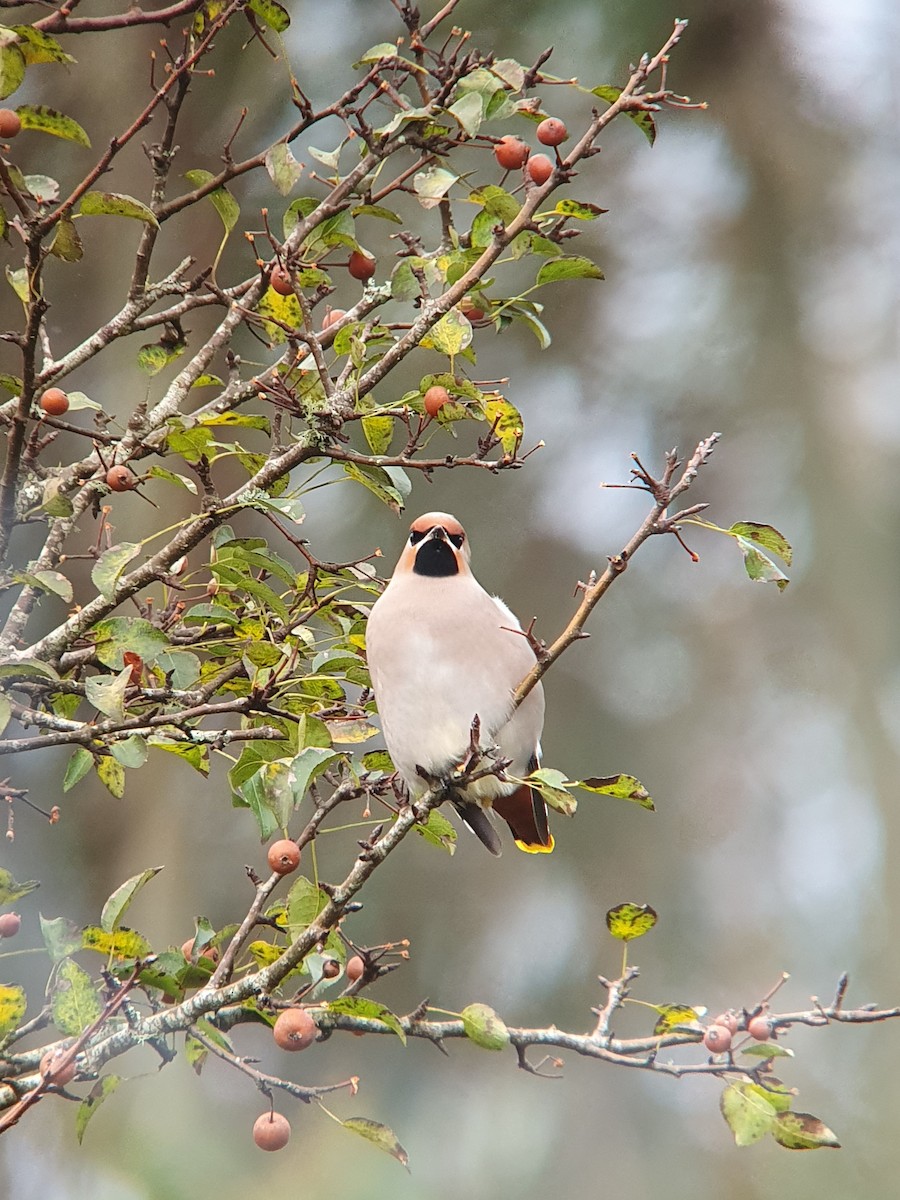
[514,834,555,855]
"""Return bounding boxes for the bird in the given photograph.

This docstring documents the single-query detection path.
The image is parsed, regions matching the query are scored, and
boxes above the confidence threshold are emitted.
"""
[365,511,552,855]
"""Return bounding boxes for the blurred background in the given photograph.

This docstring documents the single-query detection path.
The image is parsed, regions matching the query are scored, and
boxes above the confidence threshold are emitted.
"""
[2,0,899,1196]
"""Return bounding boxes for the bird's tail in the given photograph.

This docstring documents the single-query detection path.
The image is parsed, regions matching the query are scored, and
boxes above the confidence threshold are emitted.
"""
[492,784,554,854]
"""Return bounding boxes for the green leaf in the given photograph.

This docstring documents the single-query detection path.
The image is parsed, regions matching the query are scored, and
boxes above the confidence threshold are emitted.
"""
[85,666,132,722]
[82,925,151,959]
[361,749,394,773]
[110,734,149,769]
[354,42,399,66]
[591,84,657,145]
[0,44,25,100]
[413,809,457,854]
[10,26,74,66]
[65,390,101,411]
[545,198,607,221]
[22,173,58,203]
[91,541,140,600]
[342,462,405,514]
[461,1002,509,1051]
[183,168,240,234]
[526,767,577,816]
[100,866,163,933]
[605,902,657,942]
[282,195,318,239]
[0,373,22,394]
[16,105,90,146]
[239,759,294,835]
[76,1076,121,1144]
[289,746,341,805]
[421,308,473,357]
[327,997,406,1044]
[0,658,58,683]
[720,1081,778,1146]
[413,165,458,210]
[0,984,26,1038]
[0,868,38,905]
[80,191,158,227]
[41,478,74,517]
[468,184,521,223]
[535,255,604,286]
[52,957,102,1034]
[341,1117,410,1171]
[40,914,82,963]
[285,875,329,934]
[728,522,792,566]
[265,142,303,195]
[91,617,170,670]
[308,143,342,170]
[735,537,790,591]
[445,92,484,138]
[773,1112,841,1150]
[352,203,402,225]
[741,1042,794,1059]
[6,265,28,304]
[96,755,126,798]
[191,373,223,389]
[577,774,654,810]
[137,340,184,376]
[652,1003,702,1035]
[63,747,94,792]
[0,694,9,736]
[247,0,290,32]
[49,215,84,262]
[14,568,72,602]
[362,414,394,455]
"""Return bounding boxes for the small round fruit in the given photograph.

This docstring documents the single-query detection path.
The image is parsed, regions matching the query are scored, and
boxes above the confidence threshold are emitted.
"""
[321,959,341,980]
[253,1111,291,1151]
[269,265,293,296]
[40,1047,77,1086]
[181,938,219,963]
[536,117,568,147]
[703,1024,733,1054]
[0,109,21,139]
[0,913,20,938]
[321,307,346,331]
[526,153,554,186]
[106,465,138,492]
[493,135,529,170]
[273,1007,317,1051]
[712,1011,739,1035]
[460,296,485,323]
[748,1015,773,1042]
[39,387,69,417]
[423,385,450,418]
[267,839,300,875]
[348,250,376,281]
[345,954,365,983]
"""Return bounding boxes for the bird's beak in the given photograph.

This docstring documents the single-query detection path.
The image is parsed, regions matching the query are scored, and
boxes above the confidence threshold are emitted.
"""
[427,526,449,543]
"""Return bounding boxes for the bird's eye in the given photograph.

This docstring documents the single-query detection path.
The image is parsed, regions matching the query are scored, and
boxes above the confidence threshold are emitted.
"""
[448,532,465,549]
[409,529,427,544]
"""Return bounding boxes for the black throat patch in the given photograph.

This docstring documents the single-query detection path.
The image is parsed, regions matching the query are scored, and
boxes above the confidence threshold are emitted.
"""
[413,537,459,577]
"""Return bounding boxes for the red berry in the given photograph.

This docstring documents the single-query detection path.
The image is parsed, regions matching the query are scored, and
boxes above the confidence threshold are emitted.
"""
[321,307,346,331]
[253,1111,291,1151]
[40,1047,77,1086]
[526,153,554,186]
[748,1015,773,1042]
[493,136,529,171]
[106,465,138,492]
[269,265,293,296]
[423,385,450,418]
[273,1007,317,1051]
[536,117,568,147]
[712,1011,739,1035]
[703,1024,733,1054]
[460,297,486,323]
[267,839,300,875]
[0,913,20,938]
[0,109,21,139]
[348,250,376,281]
[39,387,69,417]
[345,954,365,983]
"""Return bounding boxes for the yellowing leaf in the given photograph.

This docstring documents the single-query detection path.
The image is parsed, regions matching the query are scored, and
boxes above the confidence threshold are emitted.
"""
[342,1117,410,1171]
[0,984,26,1037]
[461,1002,509,1051]
[605,902,657,942]
[81,925,151,959]
[52,957,102,1034]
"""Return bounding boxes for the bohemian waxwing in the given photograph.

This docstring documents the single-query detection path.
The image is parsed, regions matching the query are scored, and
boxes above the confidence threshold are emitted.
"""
[365,512,552,855]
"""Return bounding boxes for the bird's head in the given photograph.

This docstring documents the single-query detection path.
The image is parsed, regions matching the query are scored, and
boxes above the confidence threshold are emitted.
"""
[395,512,471,578]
